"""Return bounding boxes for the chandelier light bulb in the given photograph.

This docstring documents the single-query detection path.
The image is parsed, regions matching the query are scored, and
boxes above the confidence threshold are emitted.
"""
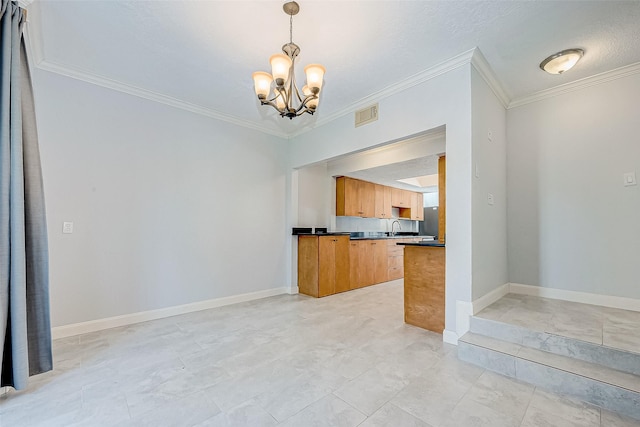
[269,54,292,86]
[304,64,326,92]
[252,72,273,99]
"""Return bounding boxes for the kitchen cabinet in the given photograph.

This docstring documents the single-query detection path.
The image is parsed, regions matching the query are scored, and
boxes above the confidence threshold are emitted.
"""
[298,235,350,297]
[387,239,404,280]
[350,239,388,288]
[411,192,424,221]
[337,176,424,221]
[336,177,375,217]
[374,184,392,219]
[349,241,360,289]
[391,188,412,208]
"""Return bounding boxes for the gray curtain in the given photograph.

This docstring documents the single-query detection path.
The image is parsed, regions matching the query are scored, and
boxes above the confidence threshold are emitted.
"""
[1,0,52,390]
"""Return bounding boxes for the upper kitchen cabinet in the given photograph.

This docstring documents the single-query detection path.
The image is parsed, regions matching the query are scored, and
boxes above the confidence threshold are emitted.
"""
[391,188,412,208]
[411,192,424,221]
[336,177,375,217]
[374,184,392,219]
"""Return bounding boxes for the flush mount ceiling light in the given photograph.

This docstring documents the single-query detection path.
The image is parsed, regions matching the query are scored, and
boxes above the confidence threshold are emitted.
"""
[252,1,325,119]
[540,48,584,75]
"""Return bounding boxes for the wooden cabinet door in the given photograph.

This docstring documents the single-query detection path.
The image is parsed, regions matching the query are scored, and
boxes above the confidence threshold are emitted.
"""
[358,241,374,287]
[391,188,405,207]
[344,178,361,216]
[298,236,319,297]
[412,192,424,220]
[372,240,388,283]
[349,241,360,289]
[334,236,351,293]
[374,185,392,219]
[360,181,375,217]
[318,236,336,297]
[318,236,350,296]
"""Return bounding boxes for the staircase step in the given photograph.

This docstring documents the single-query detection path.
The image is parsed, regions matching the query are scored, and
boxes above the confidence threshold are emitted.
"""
[459,332,640,421]
[470,315,640,376]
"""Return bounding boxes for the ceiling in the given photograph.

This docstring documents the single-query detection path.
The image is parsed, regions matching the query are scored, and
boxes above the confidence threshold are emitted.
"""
[344,156,440,193]
[25,1,640,138]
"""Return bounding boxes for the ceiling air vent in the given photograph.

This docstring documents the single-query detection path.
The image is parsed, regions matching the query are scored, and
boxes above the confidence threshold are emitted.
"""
[355,103,378,128]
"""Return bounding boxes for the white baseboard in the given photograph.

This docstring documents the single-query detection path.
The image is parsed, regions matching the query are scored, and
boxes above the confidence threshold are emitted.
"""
[509,283,640,312]
[455,300,473,339]
[451,282,510,344]
[287,286,299,295]
[51,286,290,340]
[472,283,510,315]
[443,329,459,345]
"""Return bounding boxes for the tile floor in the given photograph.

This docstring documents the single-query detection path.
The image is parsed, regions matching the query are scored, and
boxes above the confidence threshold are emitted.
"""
[1,281,638,426]
[476,293,640,352]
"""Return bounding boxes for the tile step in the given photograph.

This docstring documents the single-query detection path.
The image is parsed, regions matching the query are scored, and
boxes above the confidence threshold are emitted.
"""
[470,315,640,376]
[458,332,640,421]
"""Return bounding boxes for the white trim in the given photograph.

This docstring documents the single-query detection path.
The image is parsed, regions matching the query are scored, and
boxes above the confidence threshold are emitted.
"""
[287,286,299,295]
[51,286,290,340]
[508,283,640,312]
[291,49,476,138]
[508,62,640,109]
[453,283,510,342]
[36,59,290,139]
[456,300,473,338]
[472,283,510,315]
[16,0,34,8]
[470,49,510,108]
[443,329,459,345]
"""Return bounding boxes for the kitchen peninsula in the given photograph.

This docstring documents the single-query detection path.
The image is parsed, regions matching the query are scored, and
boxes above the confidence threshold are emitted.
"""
[397,241,445,333]
[296,232,430,298]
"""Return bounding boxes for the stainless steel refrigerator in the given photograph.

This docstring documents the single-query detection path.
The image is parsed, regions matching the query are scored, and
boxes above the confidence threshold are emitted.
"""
[419,206,439,238]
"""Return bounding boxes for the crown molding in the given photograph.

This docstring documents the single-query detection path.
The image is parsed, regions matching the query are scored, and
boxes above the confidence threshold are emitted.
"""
[508,61,640,109]
[470,48,510,108]
[16,0,34,8]
[289,48,477,138]
[37,59,289,138]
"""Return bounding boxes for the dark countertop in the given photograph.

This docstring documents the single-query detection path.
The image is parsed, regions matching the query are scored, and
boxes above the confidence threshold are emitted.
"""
[295,233,351,236]
[294,231,438,241]
[350,235,434,241]
[397,241,445,247]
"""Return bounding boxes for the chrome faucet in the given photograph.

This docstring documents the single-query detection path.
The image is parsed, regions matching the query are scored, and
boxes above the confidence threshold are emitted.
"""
[391,220,401,236]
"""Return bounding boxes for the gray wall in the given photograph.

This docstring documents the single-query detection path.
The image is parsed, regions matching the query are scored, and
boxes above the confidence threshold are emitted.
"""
[507,72,640,299]
[34,69,291,327]
[471,68,508,300]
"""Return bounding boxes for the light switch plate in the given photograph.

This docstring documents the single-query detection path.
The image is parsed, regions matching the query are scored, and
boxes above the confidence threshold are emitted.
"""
[487,193,495,205]
[62,222,74,234]
[624,172,637,186]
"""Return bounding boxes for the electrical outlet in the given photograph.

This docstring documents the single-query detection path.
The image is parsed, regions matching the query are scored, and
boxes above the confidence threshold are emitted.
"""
[624,172,637,186]
[62,222,74,234]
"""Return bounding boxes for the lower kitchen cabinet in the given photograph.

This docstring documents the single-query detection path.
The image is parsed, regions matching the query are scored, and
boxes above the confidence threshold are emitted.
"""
[298,235,350,297]
[349,240,388,289]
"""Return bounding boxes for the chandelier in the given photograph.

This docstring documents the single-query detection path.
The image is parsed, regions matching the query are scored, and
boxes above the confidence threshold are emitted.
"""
[252,1,325,119]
